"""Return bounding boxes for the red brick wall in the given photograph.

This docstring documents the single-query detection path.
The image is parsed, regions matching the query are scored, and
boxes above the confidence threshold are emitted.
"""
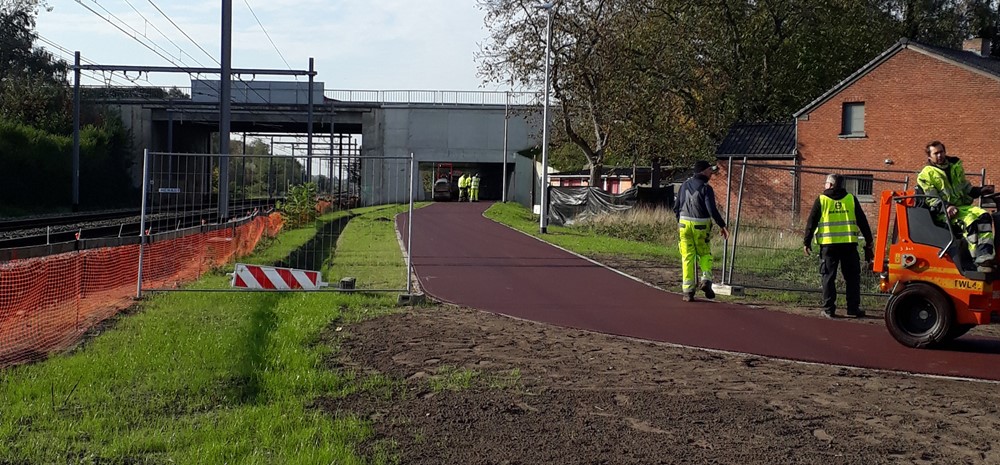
[796,47,1000,222]
[715,161,800,229]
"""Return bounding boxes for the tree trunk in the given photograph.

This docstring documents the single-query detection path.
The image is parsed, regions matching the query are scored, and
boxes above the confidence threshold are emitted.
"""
[589,163,603,190]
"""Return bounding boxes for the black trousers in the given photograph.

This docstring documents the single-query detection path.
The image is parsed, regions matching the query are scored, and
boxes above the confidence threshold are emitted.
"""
[820,243,861,314]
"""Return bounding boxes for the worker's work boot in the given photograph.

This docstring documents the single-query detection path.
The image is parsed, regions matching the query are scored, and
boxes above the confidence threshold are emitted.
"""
[699,280,716,299]
[681,292,695,302]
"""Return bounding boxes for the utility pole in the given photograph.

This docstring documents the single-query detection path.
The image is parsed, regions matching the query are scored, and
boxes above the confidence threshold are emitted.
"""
[219,0,233,220]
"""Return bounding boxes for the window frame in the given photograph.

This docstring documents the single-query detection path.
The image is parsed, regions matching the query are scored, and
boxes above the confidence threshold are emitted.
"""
[844,174,874,203]
[840,102,866,138]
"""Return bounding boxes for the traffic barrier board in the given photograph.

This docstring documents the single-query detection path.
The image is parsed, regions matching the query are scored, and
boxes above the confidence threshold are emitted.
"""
[230,263,328,290]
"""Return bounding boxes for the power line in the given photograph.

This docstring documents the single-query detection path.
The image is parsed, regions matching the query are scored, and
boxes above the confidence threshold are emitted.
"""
[243,0,293,73]
[145,0,220,66]
[35,35,134,86]
[76,0,319,132]
[74,0,192,69]
[74,0,228,97]
[121,0,209,68]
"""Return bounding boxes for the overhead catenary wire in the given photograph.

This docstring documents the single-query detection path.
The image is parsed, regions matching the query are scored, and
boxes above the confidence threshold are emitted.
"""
[74,0,191,67]
[145,0,220,66]
[75,0,307,117]
[35,35,134,87]
[73,0,330,170]
[243,0,293,74]
[73,0,227,101]
[121,0,210,68]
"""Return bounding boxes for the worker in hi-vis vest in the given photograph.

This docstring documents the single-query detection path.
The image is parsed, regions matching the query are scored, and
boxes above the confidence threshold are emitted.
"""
[918,140,995,271]
[470,173,480,202]
[803,173,873,319]
[458,173,470,202]
[673,160,729,302]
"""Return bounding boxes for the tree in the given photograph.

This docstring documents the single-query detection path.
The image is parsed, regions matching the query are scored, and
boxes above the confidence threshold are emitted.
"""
[481,0,999,177]
[0,0,69,133]
[479,0,637,186]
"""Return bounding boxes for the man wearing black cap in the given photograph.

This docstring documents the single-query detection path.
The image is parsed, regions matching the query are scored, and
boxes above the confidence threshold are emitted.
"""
[673,160,729,302]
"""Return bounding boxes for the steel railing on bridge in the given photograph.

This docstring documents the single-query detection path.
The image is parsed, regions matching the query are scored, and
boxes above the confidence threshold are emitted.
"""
[324,89,541,106]
[78,85,544,106]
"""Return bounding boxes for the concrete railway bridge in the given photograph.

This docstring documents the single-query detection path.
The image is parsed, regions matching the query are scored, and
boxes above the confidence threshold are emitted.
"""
[90,82,544,208]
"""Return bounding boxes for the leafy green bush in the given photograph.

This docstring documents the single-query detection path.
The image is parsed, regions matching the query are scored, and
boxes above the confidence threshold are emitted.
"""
[277,182,319,228]
[0,115,136,211]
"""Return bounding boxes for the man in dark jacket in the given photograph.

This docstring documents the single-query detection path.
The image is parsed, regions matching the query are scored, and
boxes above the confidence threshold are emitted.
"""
[674,160,729,302]
[803,173,874,318]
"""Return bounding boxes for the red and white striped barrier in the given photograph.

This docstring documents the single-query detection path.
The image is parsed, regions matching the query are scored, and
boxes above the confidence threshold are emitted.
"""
[230,263,328,290]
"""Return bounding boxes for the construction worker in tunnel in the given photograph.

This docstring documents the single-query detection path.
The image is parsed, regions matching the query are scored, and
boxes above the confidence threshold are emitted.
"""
[458,172,470,202]
[673,160,729,302]
[918,140,996,272]
[470,173,481,202]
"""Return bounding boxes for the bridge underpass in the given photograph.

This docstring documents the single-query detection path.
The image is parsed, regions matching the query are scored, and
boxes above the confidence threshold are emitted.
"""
[93,85,544,209]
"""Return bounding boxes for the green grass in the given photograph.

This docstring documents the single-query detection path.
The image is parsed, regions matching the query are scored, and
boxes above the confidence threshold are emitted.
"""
[325,205,420,290]
[0,205,413,465]
[485,202,680,260]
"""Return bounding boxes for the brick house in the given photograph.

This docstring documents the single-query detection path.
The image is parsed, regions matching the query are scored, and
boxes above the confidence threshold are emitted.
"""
[714,123,797,225]
[793,37,1000,223]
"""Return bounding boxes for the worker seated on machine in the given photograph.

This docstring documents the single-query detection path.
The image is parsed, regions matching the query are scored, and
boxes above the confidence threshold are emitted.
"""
[916,141,996,273]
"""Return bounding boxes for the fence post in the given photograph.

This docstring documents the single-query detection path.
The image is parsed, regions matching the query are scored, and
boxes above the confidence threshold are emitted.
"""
[722,157,733,284]
[136,148,151,299]
[727,157,748,285]
[407,153,415,295]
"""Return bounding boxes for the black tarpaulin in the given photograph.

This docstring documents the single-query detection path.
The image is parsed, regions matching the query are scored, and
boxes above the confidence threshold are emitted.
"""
[547,187,638,226]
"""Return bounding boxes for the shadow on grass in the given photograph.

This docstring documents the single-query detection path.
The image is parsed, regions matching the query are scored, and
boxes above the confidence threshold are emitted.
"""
[276,214,355,271]
[234,292,282,403]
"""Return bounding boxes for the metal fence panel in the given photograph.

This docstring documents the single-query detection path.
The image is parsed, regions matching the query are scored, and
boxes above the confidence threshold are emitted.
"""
[138,147,414,294]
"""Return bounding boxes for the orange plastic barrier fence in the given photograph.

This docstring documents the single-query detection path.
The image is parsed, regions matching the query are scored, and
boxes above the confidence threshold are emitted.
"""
[0,213,283,367]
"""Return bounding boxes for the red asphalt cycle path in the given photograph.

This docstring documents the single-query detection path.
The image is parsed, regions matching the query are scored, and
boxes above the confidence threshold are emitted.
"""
[397,202,1000,382]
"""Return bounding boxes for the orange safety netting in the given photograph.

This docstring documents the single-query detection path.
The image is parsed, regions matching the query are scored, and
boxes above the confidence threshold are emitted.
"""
[0,212,283,367]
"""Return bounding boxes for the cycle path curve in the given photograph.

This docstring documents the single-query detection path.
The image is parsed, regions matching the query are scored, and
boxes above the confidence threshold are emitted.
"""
[397,202,1000,382]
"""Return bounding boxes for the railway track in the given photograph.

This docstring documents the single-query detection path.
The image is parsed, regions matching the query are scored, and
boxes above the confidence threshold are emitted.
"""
[0,200,278,252]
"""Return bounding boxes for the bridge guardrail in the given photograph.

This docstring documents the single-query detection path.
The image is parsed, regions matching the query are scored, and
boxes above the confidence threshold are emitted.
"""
[324,89,541,106]
[78,85,544,106]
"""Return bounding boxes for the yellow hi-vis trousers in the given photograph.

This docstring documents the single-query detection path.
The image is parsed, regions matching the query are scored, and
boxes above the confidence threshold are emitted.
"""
[679,218,714,294]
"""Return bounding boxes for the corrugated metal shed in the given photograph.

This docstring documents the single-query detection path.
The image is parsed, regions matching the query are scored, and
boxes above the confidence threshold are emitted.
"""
[715,123,796,160]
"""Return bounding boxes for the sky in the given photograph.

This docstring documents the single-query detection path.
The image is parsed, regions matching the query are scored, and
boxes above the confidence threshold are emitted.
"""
[35,0,504,92]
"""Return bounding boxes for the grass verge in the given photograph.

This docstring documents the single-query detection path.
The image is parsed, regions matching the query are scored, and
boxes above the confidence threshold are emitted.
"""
[484,202,680,261]
[0,205,412,465]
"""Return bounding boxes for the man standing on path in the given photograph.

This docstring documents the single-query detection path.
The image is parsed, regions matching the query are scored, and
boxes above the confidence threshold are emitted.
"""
[471,173,481,202]
[458,172,470,202]
[803,173,874,318]
[917,140,995,272]
[674,160,729,302]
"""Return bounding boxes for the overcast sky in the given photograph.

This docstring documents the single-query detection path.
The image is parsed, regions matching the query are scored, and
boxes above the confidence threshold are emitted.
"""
[36,0,504,91]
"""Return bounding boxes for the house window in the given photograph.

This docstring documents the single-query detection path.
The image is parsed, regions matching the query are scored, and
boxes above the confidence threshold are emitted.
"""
[844,174,874,203]
[841,102,865,136]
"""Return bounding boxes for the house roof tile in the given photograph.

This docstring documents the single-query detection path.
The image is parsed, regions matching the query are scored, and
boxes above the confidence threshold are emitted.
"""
[715,123,796,159]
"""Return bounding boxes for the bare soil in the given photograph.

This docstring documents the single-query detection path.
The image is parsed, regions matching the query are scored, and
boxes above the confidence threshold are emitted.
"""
[318,256,1000,464]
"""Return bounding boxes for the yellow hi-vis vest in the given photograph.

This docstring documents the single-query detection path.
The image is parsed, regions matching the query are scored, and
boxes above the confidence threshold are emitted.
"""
[816,194,859,245]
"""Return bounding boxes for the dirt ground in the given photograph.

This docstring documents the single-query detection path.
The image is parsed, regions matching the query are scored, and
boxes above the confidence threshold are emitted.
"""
[319,256,1000,465]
